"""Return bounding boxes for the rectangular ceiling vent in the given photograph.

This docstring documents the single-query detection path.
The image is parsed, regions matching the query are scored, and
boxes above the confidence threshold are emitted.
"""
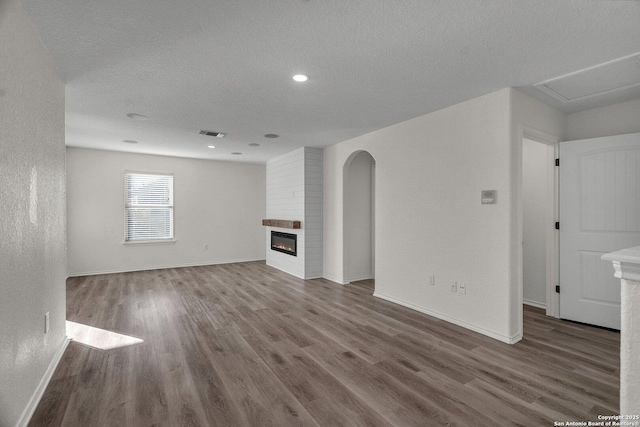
[199,130,225,138]
[534,53,640,103]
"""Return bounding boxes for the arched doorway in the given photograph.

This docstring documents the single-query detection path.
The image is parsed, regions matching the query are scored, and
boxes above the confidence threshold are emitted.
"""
[344,150,376,287]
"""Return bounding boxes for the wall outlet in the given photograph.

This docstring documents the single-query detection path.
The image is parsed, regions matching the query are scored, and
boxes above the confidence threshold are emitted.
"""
[428,275,435,286]
[450,282,457,293]
[203,243,209,251]
[458,283,467,295]
[44,312,50,334]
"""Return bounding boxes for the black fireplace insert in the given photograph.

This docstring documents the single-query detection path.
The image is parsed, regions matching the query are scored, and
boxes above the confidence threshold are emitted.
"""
[271,231,297,256]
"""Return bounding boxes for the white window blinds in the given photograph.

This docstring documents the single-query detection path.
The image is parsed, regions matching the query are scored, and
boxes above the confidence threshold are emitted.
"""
[124,172,174,242]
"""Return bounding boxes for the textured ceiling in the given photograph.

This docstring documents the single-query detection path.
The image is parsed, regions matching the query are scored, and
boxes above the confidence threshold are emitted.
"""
[20,0,640,163]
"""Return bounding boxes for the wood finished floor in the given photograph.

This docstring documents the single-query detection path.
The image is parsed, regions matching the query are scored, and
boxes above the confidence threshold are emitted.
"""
[30,261,620,426]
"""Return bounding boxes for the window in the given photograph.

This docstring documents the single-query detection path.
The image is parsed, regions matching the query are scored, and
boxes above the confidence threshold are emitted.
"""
[124,172,174,242]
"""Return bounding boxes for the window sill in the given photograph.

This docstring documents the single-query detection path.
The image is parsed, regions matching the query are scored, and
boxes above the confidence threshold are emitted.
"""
[123,239,177,246]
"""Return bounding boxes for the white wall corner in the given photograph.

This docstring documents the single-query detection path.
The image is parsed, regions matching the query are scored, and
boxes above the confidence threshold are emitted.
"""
[373,292,521,345]
[322,274,349,285]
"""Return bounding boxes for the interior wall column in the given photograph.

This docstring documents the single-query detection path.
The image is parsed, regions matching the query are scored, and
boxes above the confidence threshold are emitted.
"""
[602,247,640,416]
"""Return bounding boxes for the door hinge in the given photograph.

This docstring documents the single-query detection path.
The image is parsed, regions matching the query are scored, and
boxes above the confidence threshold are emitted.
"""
[555,222,560,230]
[555,285,560,293]
[555,158,559,166]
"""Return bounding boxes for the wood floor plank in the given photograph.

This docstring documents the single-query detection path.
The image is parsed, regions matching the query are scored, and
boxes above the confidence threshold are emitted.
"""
[471,345,618,411]
[274,338,395,427]
[176,314,246,426]
[161,367,209,427]
[372,358,498,426]
[28,262,620,426]
[302,343,425,426]
[463,378,555,426]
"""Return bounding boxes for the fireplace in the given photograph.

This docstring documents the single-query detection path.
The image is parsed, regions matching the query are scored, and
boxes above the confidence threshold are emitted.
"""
[271,231,297,256]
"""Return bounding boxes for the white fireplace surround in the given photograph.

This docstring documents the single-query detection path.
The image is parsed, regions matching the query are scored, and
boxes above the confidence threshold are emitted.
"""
[266,147,322,279]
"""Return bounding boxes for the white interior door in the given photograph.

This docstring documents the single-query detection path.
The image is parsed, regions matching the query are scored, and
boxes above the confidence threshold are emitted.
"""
[560,132,640,329]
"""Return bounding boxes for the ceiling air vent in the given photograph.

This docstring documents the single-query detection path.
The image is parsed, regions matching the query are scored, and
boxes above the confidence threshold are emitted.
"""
[534,53,640,103]
[199,130,226,138]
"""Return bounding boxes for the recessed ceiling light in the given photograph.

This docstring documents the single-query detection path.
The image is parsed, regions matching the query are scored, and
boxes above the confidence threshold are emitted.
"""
[249,143,260,147]
[207,145,216,149]
[231,152,242,155]
[126,113,148,121]
[292,74,309,83]
[264,134,279,138]
[123,139,138,144]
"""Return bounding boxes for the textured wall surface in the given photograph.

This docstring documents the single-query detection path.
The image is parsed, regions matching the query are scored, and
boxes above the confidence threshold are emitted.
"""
[621,278,640,415]
[323,89,565,343]
[0,0,67,425]
[324,89,517,342]
[66,148,266,276]
[602,247,640,416]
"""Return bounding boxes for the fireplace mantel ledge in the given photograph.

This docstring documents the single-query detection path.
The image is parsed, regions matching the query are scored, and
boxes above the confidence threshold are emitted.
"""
[602,246,640,282]
[262,219,301,229]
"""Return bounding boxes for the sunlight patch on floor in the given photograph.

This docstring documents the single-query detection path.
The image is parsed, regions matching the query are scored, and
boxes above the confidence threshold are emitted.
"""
[66,321,144,350]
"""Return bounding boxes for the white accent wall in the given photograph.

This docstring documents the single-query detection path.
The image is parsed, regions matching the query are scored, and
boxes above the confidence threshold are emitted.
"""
[0,1,67,425]
[66,148,266,276]
[266,147,323,279]
[324,88,565,344]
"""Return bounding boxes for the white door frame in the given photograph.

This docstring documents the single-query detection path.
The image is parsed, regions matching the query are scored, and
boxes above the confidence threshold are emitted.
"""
[518,126,561,320]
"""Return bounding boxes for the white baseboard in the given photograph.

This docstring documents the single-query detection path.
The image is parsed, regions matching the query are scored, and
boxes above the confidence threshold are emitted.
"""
[321,274,348,285]
[67,257,266,277]
[373,292,522,345]
[523,299,546,310]
[16,336,70,427]
[347,274,373,282]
